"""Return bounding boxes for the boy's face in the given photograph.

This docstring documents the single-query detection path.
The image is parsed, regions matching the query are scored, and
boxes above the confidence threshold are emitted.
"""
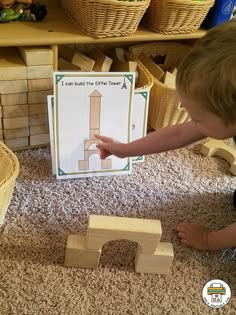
[178,92,236,139]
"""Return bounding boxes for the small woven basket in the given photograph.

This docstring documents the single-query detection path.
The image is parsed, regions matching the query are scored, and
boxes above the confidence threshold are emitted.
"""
[0,142,19,225]
[61,0,151,38]
[129,42,192,129]
[142,0,215,34]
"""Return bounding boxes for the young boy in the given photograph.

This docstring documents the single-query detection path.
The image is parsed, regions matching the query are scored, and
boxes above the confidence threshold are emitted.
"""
[95,20,236,252]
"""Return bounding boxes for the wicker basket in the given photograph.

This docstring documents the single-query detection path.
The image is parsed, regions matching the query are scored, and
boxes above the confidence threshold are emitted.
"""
[142,0,215,34]
[61,0,151,38]
[129,42,192,130]
[0,142,19,225]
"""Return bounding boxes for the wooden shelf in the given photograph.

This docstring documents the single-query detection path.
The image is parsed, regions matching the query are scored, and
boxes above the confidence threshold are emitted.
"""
[0,1,207,47]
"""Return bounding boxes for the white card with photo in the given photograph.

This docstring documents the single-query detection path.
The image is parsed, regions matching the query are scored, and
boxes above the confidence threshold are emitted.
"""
[53,72,135,179]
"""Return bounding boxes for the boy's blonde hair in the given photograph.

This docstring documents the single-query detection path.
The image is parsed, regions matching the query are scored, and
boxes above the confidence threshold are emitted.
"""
[176,20,236,125]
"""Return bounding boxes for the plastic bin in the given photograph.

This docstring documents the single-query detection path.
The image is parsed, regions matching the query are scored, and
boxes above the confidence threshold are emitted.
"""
[202,0,236,29]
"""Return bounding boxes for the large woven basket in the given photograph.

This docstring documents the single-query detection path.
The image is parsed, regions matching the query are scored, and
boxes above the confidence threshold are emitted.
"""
[129,42,192,130]
[61,0,151,38]
[142,0,215,34]
[0,142,19,225]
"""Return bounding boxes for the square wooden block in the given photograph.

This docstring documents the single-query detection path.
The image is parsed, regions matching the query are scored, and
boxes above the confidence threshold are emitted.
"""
[0,47,27,80]
[64,235,101,269]
[18,46,53,66]
[135,242,174,275]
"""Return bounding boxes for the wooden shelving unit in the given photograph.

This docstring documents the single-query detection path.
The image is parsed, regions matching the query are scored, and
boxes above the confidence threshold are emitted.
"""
[0,0,207,151]
[0,1,207,47]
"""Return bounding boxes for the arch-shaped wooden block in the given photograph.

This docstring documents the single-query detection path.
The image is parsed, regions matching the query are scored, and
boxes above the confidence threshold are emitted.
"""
[201,139,236,175]
[86,215,162,254]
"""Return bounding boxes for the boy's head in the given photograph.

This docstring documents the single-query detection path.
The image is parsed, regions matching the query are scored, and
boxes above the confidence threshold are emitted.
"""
[176,20,236,139]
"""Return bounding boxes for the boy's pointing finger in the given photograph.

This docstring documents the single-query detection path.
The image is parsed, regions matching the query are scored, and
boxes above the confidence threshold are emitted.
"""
[94,134,112,143]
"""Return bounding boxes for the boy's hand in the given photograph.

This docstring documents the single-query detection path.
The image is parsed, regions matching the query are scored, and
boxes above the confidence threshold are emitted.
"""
[95,134,127,159]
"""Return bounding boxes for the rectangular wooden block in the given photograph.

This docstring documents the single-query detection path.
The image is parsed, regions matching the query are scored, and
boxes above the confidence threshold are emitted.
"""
[86,215,162,254]
[58,45,75,62]
[4,127,29,140]
[1,93,27,106]
[29,103,48,115]
[58,57,81,71]
[3,104,28,118]
[0,80,27,94]
[0,47,26,80]
[28,78,52,92]
[58,45,95,71]
[30,134,49,146]
[108,48,126,62]
[135,242,174,275]
[30,124,49,136]
[5,137,29,149]
[111,60,137,72]
[139,54,165,81]
[29,114,48,126]
[28,90,52,104]
[3,116,28,129]
[64,235,101,268]
[164,71,176,89]
[18,46,53,66]
[87,49,113,72]
[27,65,53,79]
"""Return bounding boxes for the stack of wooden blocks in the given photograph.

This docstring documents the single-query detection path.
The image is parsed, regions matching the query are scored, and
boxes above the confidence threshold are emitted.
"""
[65,215,174,275]
[58,45,138,74]
[0,46,53,150]
[18,46,53,148]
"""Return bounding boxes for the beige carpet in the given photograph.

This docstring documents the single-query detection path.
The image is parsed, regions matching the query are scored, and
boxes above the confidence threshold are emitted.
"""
[1,140,236,314]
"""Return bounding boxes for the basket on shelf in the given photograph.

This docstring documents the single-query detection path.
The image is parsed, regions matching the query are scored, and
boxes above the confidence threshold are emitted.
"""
[129,42,192,130]
[61,0,151,38]
[0,142,19,225]
[142,0,215,35]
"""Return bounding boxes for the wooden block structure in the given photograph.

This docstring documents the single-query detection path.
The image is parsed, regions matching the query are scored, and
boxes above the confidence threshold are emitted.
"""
[65,215,174,275]
[0,46,53,149]
[201,139,236,175]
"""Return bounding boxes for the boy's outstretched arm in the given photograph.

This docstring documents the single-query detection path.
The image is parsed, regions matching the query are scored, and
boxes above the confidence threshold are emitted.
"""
[96,121,206,159]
